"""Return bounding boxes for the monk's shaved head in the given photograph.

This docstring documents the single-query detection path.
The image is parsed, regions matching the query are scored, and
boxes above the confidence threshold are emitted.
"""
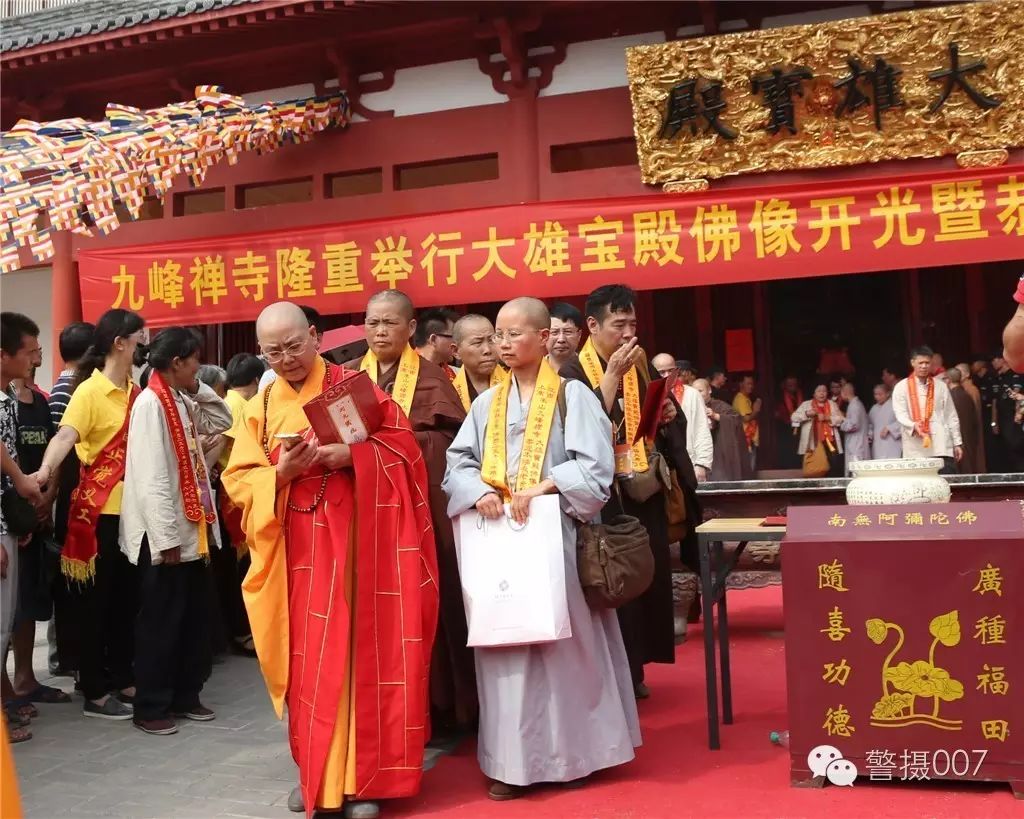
[256,301,308,340]
[367,289,414,321]
[651,353,675,371]
[453,314,494,345]
[256,301,319,383]
[693,378,710,391]
[498,297,549,330]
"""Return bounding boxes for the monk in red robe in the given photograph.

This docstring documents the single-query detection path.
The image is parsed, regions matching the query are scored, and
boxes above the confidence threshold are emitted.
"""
[346,290,476,736]
[223,302,438,819]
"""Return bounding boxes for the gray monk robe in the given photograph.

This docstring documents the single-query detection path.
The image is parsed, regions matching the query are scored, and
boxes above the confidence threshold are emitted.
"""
[442,378,641,786]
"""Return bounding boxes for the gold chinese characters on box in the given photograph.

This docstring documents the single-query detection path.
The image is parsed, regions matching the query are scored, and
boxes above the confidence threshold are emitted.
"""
[626,0,1024,184]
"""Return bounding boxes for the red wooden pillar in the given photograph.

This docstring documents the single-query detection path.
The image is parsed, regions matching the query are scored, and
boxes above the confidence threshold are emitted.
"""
[964,263,986,356]
[695,286,713,372]
[50,231,81,373]
[505,90,541,203]
[901,268,922,347]
[752,281,776,471]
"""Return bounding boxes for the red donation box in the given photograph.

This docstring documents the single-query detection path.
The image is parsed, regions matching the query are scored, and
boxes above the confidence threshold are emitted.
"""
[782,502,1023,796]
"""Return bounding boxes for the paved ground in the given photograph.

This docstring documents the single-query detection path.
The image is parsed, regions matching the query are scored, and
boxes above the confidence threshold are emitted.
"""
[8,627,448,818]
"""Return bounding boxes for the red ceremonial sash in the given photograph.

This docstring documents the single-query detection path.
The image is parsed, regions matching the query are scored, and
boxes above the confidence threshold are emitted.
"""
[907,377,935,448]
[62,385,139,581]
[813,400,837,452]
[148,371,216,527]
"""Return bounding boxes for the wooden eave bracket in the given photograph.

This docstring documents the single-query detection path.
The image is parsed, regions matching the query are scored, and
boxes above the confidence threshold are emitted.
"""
[323,47,395,120]
[474,13,566,98]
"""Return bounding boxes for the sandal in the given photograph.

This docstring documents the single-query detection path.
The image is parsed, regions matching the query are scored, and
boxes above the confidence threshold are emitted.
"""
[6,722,32,743]
[21,684,72,704]
[488,781,527,801]
[3,706,30,729]
[6,697,38,720]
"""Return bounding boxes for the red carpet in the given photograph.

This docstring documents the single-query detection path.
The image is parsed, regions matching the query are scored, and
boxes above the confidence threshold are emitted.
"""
[391,586,1014,818]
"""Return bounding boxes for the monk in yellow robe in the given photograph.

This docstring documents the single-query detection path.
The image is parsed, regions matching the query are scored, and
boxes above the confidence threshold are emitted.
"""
[224,302,438,819]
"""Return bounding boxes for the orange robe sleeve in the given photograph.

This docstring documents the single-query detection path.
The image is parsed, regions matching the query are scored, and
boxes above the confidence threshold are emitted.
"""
[221,380,296,717]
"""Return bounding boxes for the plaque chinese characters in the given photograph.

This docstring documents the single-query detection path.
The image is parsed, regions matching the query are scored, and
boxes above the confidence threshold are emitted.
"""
[626,1,1023,183]
[782,502,1023,794]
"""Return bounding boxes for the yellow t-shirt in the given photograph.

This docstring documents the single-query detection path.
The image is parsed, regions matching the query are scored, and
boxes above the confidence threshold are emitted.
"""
[219,389,250,471]
[59,370,133,515]
[733,392,760,447]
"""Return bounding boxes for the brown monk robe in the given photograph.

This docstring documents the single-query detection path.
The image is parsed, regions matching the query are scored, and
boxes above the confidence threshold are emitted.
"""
[694,379,750,482]
[946,369,983,474]
[559,285,700,698]
[346,290,477,734]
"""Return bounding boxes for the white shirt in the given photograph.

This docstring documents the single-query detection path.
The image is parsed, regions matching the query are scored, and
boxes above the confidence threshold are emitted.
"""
[677,384,713,471]
[120,381,232,565]
[258,368,277,392]
[891,376,962,459]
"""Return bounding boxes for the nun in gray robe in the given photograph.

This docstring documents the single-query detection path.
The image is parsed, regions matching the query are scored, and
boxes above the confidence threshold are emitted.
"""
[442,378,641,787]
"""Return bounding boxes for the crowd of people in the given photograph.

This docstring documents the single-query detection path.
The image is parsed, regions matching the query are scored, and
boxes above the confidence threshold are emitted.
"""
[637,347,1023,481]
[1,278,1022,817]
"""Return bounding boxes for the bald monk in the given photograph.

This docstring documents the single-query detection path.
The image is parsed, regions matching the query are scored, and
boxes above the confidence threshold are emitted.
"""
[346,290,477,736]
[443,298,640,799]
[451,314,506,412]
[223,302,439,819]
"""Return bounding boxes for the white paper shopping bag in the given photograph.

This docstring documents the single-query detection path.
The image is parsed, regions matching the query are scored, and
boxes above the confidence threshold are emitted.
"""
[454,494,571,648]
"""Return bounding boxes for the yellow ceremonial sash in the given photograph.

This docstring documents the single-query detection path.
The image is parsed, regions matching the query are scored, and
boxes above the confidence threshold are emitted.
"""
[360,344,420,417]
[481,358,560,501]
[579,336,649,473]
[452,366,507,412]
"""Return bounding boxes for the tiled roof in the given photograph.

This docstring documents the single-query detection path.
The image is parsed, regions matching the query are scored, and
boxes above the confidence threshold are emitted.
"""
[1,0,263,54]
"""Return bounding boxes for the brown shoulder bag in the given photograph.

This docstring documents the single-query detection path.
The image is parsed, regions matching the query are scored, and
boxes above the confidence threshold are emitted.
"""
[555,384,654,609]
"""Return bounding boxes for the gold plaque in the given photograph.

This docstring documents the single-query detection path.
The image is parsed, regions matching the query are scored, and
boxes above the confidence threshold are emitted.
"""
[627,1,1024,184]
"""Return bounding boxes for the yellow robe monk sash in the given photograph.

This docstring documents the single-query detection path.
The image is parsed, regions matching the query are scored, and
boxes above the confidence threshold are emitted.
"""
[579,337,649,472]
[481,358,560,501]
[359,345,420,417]
[452,366,506,413]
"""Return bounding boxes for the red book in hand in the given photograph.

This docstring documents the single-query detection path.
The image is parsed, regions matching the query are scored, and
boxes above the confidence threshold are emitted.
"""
[633,371,677,444]
[303,370,384,445]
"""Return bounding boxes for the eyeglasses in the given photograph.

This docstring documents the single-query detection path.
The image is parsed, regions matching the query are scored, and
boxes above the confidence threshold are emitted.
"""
[491,329,538,344]
[261,337,309,364]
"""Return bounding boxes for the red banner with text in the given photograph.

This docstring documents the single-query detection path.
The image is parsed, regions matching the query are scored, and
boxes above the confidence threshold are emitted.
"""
[78,165,1024,327]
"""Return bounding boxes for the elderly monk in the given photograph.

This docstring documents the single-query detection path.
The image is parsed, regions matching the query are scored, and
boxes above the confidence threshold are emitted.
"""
[444,297,640,800]
[346,290,476,736]
[451,314,505,412]
[223,302,438,819]
[652,353,712,482]
[694,378,748,481]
